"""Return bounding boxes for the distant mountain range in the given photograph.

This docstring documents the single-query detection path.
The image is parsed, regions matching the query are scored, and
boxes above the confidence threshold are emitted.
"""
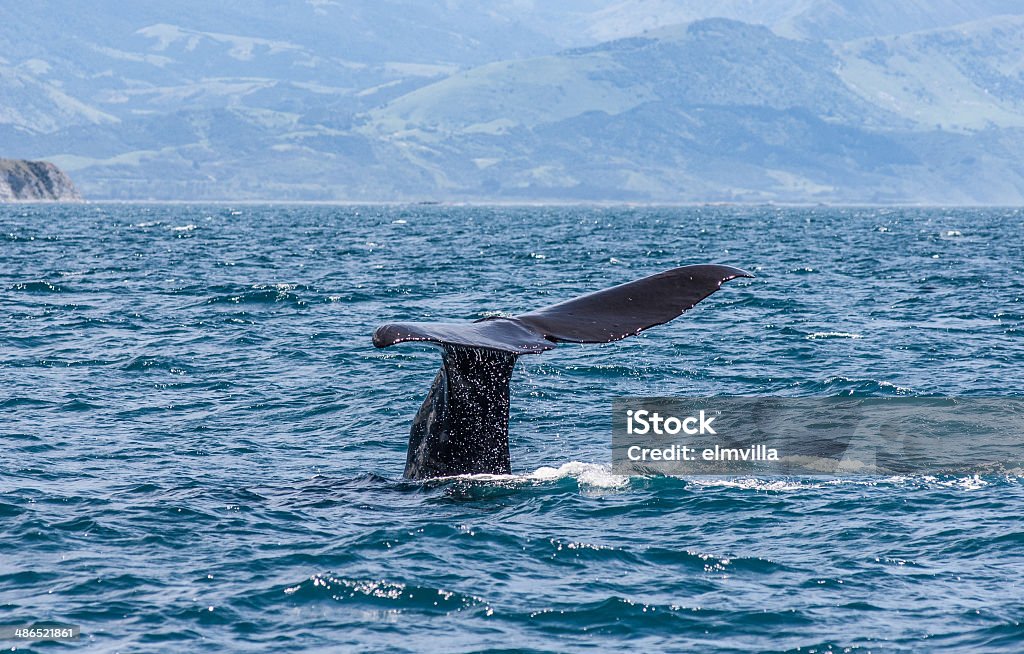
[2,1,1024,202]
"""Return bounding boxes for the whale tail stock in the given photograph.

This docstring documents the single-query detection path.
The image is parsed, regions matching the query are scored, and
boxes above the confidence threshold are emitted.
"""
[373,264,752,479]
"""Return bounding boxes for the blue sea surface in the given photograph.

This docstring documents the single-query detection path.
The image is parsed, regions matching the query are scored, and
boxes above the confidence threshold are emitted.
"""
[2,205,1024,652]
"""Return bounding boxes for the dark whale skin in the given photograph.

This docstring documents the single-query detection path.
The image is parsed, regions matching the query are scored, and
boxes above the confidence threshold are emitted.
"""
[404,346,518,479]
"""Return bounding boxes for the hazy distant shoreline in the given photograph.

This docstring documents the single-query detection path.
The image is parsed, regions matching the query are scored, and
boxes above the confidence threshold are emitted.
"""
[15,199,1023,209]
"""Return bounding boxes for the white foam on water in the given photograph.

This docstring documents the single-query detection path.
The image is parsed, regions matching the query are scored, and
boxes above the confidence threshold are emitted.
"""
[807,331,863,340]
[688,477,821,492]
[430,462,630,489]
[876,380,913,393]
[529,461,630,489]
[429,466,1010,493]
[918,474,989,491]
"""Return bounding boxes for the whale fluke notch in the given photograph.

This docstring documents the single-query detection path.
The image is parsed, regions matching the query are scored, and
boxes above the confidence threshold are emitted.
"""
[373,318,555,355]
[373,264,753,479]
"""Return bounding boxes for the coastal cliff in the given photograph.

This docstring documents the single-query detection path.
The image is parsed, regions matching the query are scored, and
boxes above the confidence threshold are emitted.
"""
[0,159,82,202]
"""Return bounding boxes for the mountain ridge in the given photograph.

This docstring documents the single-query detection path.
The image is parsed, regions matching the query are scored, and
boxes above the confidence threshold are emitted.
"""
[3,6,1024,202]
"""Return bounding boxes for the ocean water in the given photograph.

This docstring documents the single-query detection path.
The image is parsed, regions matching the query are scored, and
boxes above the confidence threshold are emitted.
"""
[2,204,1023,652]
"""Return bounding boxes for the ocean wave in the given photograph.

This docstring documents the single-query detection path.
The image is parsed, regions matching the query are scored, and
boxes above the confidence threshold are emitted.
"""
[8,280,63,293]
[279,575,489,615]
[123,355,191,373]
[202,283,312,306]
[804,377,914,396]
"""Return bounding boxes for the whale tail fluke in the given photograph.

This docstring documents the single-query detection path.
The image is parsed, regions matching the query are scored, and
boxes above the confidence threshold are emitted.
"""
[373,264,752,355]
[373,264,753,479]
